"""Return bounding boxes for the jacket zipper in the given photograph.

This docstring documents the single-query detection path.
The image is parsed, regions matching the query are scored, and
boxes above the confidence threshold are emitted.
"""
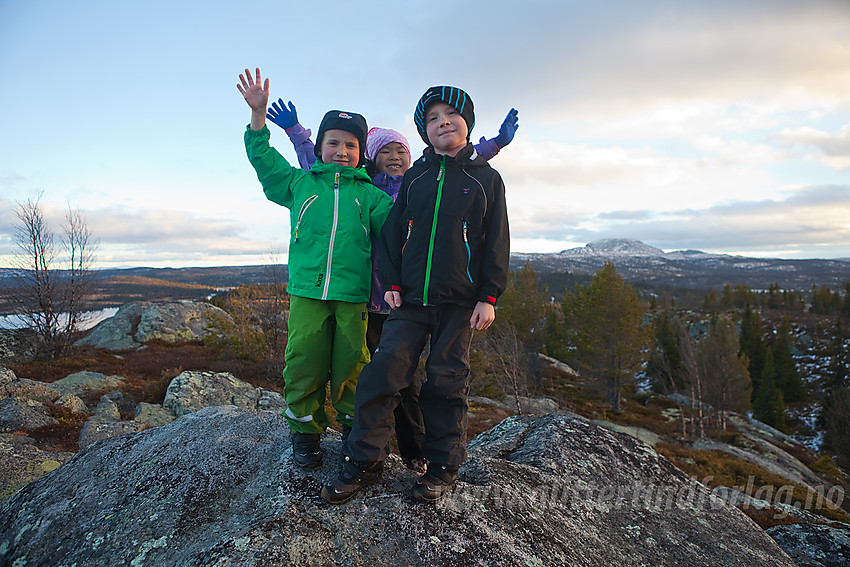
[462,219,473,284]
[323,172,340,300]
[294,194,319,242]
[402,218,413,254]
[354,197,368,236]
[423,157,446,305]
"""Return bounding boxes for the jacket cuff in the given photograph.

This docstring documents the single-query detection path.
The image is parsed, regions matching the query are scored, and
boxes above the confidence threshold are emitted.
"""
[285,122,312,144]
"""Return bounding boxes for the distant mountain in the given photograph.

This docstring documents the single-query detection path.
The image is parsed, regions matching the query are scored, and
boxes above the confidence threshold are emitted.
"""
[512,239,850,291]
[1,240,846,299]
[92,265,288,288]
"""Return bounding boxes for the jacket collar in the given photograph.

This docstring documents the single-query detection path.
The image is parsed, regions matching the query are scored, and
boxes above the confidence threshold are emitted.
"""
[420,143,481,167]
[309,161,372,183]
[371,172,404,198]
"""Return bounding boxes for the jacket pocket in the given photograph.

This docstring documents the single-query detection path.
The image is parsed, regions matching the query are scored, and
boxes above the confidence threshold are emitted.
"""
[401,218,414,255]
[462,218,473,284]
[354,197,368,237]
[294,194,319,242]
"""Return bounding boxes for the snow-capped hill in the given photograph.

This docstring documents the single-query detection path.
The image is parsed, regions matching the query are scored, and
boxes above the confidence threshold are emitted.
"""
[584,238,665,257]
[511,239,850,290]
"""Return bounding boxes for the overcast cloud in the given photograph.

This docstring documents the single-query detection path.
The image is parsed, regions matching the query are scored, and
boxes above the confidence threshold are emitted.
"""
[0,0,848,268]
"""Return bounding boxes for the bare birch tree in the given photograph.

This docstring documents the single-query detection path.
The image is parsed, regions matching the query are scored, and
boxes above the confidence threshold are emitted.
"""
[479,323,529,415]
[10,193,98,358]
[677,320,705,438]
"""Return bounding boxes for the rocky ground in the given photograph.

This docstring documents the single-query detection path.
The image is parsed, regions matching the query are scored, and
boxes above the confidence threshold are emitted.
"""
[0,407,802,566]
[1,300,849,565]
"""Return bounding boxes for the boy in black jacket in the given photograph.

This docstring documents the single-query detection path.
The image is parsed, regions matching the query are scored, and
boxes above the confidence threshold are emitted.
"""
[322,86,510,504]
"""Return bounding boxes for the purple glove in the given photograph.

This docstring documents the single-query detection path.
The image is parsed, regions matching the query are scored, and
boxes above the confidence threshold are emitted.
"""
[493,108,519,148]
[267,98,299,130]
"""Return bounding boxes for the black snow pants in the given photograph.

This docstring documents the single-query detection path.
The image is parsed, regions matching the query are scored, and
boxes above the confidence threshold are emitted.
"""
[347,302,474,468]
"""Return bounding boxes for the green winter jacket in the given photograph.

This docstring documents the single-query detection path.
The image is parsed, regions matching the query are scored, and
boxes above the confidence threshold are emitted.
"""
[245,125,393,302]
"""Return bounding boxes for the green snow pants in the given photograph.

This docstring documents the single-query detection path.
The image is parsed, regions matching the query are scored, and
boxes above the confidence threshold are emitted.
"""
[282,295,370,434]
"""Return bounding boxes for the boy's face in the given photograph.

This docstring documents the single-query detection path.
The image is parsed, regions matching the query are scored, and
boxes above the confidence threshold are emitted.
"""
[425,102,468,157]
[374,142,411,176]
[320,129,360,168]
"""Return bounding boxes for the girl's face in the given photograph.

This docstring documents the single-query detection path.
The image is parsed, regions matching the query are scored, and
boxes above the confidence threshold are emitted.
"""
[320,129,360,168]
[374,142,410,175]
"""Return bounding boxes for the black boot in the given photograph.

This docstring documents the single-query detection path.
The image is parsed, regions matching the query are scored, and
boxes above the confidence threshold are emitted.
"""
[403,456,428,475]
[321,459,384,505]
[411,464,458,503]
[291,433,323,469]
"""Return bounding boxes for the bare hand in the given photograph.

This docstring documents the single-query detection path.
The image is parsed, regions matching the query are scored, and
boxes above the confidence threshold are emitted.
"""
[237,68,269,112]
[384,291,402,309]
[470,301,495,330]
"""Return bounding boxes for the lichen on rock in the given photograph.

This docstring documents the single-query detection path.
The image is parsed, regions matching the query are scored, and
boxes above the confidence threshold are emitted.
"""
[0,408,798,566]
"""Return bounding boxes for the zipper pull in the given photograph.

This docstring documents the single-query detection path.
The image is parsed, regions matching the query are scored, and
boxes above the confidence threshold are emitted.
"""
[334,172,340,189]
[402,218,414,254]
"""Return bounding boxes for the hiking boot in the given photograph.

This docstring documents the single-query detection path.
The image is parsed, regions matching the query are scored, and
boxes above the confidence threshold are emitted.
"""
[411,465,458,503]
[403,456,428,475]
[291,433,323,469]
[321,459,384,505]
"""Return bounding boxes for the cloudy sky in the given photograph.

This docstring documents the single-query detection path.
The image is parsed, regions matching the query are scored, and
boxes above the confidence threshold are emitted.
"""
[1,0,848,268]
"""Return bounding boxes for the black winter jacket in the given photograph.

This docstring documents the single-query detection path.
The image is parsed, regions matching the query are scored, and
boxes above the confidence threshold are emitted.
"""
[379,143,510,308]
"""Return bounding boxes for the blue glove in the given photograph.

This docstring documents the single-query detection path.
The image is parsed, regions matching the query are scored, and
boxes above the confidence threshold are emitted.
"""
[266,98,299,130]
[493,108,519,148]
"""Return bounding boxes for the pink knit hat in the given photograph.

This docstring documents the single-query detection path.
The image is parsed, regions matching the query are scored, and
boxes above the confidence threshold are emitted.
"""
[365,127,412,162]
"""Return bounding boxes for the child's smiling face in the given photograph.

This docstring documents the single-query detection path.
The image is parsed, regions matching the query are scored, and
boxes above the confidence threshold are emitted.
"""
[374,142,411,175]
[320,129,360,168]
[425,102,468,157]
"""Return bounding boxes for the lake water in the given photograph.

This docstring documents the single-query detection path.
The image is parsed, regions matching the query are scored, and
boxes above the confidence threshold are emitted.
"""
[0,307,119,331]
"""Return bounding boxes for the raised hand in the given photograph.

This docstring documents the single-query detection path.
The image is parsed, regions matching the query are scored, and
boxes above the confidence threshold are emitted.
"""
[493,108,519,149]
[267,99,299,130]
[237,68,269,112]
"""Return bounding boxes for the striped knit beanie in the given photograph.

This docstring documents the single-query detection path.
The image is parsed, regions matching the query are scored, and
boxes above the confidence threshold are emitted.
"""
[365,127,412,162]
[414,86,475,146]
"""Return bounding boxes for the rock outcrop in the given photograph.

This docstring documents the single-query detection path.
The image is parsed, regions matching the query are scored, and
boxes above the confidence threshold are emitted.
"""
[766,523,850,567]
[0,328,38,363]
[0,366,287,488]
[0,408,796,566]
[75,300,229,350]
[0,367,88,433]
[163,370,287,417]
[50,370,125,397]
[0,433,75,500]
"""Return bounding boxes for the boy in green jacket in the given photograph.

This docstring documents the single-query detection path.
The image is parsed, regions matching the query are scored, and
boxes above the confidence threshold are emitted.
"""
[238,68,393,468]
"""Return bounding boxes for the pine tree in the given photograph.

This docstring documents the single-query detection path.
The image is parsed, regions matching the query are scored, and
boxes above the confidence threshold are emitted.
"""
[739,303,766,398]
[772,317,805,402]
[819,318,850,457]
[753,347,787,430]
[648,309,685,392]
[721,284,733,308]
[822,387,850,470]
[558,262,649,413]
[697,314,752,430]
[494,261,546,352]
[843,282,850,319]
